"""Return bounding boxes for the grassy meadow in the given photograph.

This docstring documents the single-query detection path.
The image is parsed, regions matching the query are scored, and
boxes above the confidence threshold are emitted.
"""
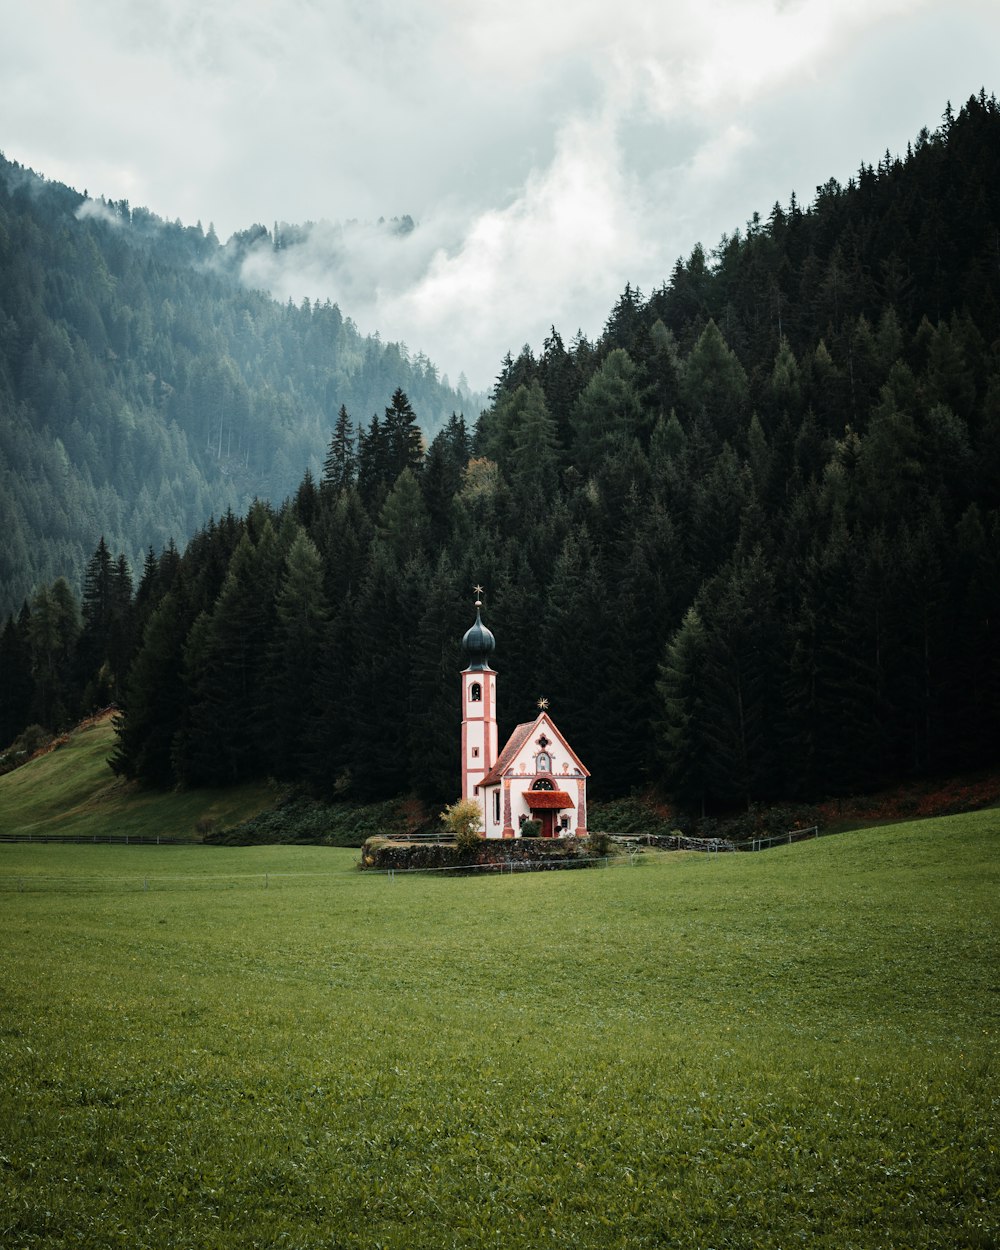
[1,815,998,1248]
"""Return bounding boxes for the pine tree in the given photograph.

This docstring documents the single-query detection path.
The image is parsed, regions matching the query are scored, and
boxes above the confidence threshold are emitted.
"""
[656,606,711,811]
[407,555,464,802]
[357,414,389,510]
[77,537,115,702]
[377,469,430,568]
[322,404,357,496]
[111,580,192,785]
[270,530,331,779]
[313,485,374,606]
[442,411,471,466]
[691,551,784,806]
[0,609,34,745]
[175,523,282,785]
[538,528,607,785]
[383,387,423,482]
[293,468,319,531]
[421,431,463,548]
[506,381,561,506]
[346,543,422,799]
[569,349,646,475]
[28,579,80,729]
[678,320,749,443]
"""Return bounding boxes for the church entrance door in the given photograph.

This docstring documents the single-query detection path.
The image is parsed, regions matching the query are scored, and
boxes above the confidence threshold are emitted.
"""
[540,811,555,838]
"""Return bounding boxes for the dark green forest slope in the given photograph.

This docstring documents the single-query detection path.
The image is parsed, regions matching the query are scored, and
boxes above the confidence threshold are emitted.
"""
[0,156,476,616]
[4,94,1000,812]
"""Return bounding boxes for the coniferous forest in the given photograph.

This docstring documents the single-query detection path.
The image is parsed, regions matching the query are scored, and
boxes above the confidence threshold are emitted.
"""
[2,93,1000,814]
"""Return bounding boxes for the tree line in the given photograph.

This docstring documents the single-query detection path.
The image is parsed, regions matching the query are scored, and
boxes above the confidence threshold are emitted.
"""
[3,93,999,811]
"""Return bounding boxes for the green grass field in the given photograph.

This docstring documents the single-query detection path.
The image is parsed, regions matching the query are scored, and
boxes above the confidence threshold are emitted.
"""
[1,812,997,1249]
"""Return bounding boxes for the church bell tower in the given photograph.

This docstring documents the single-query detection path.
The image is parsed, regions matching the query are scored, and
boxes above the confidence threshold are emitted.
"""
[460,589,497,825]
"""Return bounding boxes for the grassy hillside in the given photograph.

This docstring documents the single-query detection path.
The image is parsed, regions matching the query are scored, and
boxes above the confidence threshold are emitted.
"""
[0,813,996,1248]
[0,712,274,841]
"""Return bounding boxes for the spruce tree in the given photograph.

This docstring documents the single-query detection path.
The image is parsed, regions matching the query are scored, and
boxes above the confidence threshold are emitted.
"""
[656,606,711,812]
[77,537,115,704]
[685,551,784,807]
[28,579,80,729]
[0,610,34,746]
[176,523,282,785]
[270,530,331,779]
[346,542,421,800]
[111,581,193,786]
[569,349,646,476]
[507,381,561,507]
[322,405,357,496]
[407,555,464,803]
[383,387,423,482]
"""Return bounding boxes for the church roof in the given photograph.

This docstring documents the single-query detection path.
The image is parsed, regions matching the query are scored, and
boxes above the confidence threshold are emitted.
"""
[480,721,534,786]
[480,712,590,787]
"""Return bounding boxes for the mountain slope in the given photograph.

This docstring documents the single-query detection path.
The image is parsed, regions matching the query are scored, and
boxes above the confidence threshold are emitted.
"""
[0,154,481,616]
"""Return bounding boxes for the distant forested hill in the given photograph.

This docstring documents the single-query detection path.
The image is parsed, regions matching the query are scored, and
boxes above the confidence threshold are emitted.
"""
[0,155,478,616]
[4,93,1000,813]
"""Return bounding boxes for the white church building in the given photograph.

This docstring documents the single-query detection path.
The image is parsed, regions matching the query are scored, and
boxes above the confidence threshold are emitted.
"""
[460,595,589,839]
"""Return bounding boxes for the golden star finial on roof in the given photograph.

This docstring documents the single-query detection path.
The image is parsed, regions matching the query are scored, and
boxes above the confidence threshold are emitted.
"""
[473,583,484,597]
[537,697,549,710]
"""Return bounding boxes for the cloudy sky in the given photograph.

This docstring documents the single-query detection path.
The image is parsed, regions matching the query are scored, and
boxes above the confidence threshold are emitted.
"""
[4,0,999,391]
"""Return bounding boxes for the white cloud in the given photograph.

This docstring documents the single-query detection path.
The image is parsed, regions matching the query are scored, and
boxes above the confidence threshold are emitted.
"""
[4,0,999,389]
[75,199,128,228]
[241,105,647,386]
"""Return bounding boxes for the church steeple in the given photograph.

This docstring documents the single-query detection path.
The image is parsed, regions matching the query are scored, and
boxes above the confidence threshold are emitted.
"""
[460,586,495,671]
[460,589,498,825]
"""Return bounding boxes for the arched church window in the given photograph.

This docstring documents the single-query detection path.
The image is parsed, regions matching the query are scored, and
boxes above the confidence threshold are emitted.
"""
[532,778,555,791]
[470,682,482,702]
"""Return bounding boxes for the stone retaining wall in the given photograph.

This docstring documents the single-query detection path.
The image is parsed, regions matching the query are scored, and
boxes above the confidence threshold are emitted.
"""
[360,836,599,871]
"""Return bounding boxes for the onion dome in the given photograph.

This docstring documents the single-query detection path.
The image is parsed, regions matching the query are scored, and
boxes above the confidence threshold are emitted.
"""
[461,600,495,671]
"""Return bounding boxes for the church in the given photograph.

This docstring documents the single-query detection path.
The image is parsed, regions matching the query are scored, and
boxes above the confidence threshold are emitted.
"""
[460,593,589,839]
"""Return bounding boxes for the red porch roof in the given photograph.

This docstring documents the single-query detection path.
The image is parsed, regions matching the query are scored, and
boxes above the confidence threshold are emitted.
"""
[524,790,574,809]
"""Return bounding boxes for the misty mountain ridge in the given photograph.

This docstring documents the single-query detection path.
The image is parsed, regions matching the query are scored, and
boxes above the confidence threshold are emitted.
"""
[75,192,469,393]
[0,151,483,615]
